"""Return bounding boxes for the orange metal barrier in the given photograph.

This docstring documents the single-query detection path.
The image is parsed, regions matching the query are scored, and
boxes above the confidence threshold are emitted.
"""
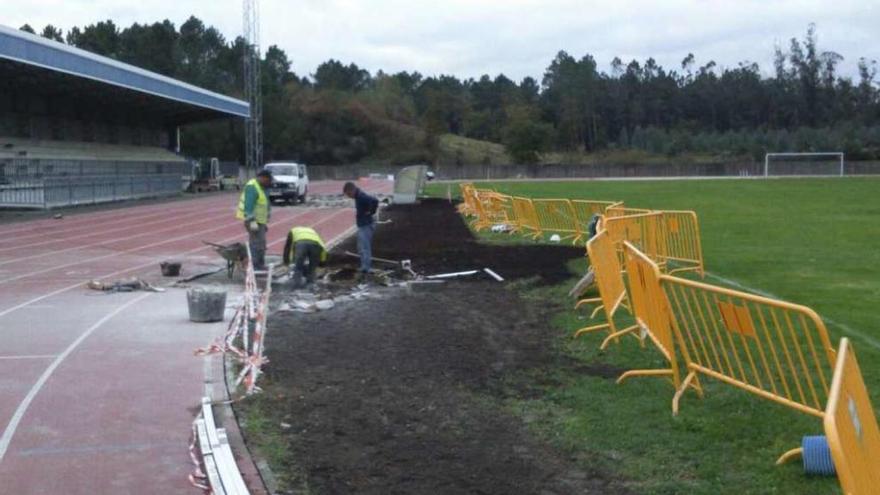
[824,338,880,495]
[606,205,652,218]
[659,210,705,277]
[614,242,703,394]
[571,200,620,233]
[660,274,838,418]
[470,189,513,231]
[603,211,667,268]
[457,182,478,216]
[573,229,635,341]
[532,198,584,244]
[510,196,540,235]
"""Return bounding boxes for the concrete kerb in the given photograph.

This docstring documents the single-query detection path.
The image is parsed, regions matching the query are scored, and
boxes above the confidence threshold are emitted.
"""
[208,222,358,495]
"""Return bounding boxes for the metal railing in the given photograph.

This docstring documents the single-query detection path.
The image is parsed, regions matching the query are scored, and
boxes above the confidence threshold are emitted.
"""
[0,173,182,209]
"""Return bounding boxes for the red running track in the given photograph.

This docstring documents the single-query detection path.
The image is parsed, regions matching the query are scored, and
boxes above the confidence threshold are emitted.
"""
[0,179,392,494]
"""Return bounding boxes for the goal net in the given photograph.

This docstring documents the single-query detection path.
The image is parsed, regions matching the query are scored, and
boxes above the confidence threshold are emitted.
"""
[764,152,845,177]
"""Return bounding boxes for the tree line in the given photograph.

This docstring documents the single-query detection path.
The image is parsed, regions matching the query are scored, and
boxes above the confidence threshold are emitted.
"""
[19,19,880,164]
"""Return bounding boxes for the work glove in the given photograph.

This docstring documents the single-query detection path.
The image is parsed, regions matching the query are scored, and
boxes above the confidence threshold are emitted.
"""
[247,220,259,232]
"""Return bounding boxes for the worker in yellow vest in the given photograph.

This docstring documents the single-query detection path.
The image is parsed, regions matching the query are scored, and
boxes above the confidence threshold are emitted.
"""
[282,226,328,288]
[236,170,273,270]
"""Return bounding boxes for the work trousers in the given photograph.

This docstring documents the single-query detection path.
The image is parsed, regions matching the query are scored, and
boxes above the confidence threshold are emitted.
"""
[291,240,322,288]
[357,223,375,273]
[247,223,268,270]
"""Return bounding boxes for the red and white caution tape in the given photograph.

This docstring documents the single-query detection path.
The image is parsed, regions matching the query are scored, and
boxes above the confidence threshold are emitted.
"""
[194,242,274,397]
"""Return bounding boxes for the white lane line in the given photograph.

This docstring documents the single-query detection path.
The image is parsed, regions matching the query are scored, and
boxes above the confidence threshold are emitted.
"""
[0,355,57,361]
[0,292,153,462]
[0,208,350,319]
[0,205,230,254]
[705,271,880,351]
[0,206,319,285]
[0,194,234,241]
[0,207,248,266]
[0,192,235,237]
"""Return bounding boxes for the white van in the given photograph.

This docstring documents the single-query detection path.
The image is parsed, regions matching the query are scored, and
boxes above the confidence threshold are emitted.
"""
[263,162,309,204]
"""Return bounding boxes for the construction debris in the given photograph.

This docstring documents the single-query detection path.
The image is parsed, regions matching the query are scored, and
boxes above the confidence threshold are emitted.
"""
[426,270,480,280]
[568,268,596,298]
[86,278,165,293]
[483,268,505,282]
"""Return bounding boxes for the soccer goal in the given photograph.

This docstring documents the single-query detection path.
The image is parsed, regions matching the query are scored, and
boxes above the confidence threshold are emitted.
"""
[763,152,845,177]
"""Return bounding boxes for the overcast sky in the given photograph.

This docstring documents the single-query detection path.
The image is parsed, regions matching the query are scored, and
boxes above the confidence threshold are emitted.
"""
[4,0,879,81]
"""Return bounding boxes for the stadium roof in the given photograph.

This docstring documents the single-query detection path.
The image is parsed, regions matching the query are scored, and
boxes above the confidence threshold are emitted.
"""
[0,24,249,120]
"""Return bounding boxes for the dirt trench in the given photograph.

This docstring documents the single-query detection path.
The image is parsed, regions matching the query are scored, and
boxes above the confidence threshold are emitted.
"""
[241,199,630,495]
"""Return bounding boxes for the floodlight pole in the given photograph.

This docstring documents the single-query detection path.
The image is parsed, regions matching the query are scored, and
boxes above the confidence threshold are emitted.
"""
[243,0,263,176]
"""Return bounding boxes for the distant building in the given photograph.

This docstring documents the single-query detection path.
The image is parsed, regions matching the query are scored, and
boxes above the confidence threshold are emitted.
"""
[0,25,249,208]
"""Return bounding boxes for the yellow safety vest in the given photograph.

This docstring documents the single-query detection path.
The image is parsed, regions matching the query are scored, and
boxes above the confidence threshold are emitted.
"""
[236,179,269,224]
[290,226,328,262]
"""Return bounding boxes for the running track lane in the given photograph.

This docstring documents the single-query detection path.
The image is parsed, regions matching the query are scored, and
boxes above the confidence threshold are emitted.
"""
[0,179,393,494]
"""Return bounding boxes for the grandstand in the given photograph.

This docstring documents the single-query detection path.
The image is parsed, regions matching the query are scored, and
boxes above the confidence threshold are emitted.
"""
[0,24,249,208]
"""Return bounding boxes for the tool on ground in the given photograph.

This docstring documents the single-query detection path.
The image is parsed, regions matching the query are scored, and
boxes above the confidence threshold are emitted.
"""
[345,251,412,272]
[86,278,164,293]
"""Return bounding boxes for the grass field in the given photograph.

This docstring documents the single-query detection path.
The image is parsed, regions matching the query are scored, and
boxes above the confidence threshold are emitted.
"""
[428,177,880,494]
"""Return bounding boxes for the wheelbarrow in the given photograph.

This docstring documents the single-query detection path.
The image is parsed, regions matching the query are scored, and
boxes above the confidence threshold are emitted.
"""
[203,241,247,279]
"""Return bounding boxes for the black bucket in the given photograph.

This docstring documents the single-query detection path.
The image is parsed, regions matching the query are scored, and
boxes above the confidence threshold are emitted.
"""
[160,261,182,277]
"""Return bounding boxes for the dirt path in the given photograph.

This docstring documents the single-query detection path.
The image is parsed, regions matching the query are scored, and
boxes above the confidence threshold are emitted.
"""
[240,199,630,495]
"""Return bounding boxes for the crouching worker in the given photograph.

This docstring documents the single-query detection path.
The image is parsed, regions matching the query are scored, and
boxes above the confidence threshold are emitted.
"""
[282,226,328,288]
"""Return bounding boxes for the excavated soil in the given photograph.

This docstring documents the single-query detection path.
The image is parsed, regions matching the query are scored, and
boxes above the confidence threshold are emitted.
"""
[243,199,630,495]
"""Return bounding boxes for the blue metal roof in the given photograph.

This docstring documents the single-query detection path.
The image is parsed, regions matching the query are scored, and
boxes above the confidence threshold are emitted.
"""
[0,24,250,119]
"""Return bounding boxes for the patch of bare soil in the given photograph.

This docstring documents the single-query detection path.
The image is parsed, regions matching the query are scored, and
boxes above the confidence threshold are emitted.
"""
[239,199,630,495]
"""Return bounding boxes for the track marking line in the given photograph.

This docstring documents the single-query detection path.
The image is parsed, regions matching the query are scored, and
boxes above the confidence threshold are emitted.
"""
[0,193,236,239]
[0,204,237,254]
[0,292,153,463]
[0,206,321,285]
[0,355,57,360]
[0,206,262,266]
[705,271,880,351]
[0,208,351,318]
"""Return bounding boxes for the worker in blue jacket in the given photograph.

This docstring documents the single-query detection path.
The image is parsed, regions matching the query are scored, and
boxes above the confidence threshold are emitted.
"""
[343,181,379,278]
